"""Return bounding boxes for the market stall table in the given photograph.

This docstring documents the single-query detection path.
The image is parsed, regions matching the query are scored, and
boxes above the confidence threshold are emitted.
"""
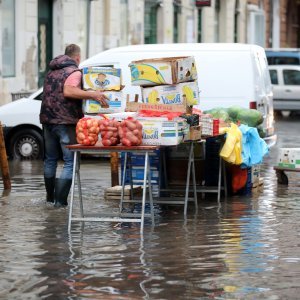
[66,143,160,234]
[66,139,226,234]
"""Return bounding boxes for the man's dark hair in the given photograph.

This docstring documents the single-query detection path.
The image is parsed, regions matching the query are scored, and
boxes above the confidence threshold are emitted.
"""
[65,44,81,57]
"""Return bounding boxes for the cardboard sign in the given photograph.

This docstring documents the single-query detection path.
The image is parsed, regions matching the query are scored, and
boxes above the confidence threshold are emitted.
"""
[125,95,192,114]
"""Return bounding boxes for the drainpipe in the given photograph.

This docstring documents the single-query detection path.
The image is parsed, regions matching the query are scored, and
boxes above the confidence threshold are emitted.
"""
[86,0,93,57]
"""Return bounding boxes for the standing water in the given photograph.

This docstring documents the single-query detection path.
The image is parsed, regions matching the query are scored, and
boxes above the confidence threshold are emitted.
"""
[0,115,300,299]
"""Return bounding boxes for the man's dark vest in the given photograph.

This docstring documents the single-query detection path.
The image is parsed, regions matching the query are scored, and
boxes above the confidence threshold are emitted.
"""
[39,55,84,125]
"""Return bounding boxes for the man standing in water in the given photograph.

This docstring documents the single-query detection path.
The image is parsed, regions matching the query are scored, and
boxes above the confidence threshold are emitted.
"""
[40,44,108,207]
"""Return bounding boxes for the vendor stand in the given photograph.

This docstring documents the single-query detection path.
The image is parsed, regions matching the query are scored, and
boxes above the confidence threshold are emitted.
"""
[66,143,159,234]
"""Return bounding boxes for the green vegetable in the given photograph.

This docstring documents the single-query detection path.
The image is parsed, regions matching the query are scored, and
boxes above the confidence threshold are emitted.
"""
[236,109,263,127]
[203,108,230,122]
[227,105,243,122]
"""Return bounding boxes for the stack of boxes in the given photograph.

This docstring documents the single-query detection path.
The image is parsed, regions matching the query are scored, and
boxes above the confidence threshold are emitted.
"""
[128,56,200,146]
[122,56,200,196]
[82,66,124,114]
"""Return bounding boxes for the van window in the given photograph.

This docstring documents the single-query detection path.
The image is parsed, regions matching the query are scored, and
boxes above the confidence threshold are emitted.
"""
[267,56,300,65]
[283,69,300,85]
[269,70,278,85]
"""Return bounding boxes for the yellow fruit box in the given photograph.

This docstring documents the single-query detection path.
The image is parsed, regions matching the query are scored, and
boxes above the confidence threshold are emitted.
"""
[142,81,199,106]
[129,56,197,86]
[83,91,124,114]
[137,117,189,146]
[82,67,122,91]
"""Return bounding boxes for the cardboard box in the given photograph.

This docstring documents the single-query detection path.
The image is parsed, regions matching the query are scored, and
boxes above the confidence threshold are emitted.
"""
[187,125,202,141]
[125,94,192,114]
[142,81,199,106]
[138,117,188,146]
[82,67,122,91]
[129,56,197,86]
[277,148,300,169]
[126,101,192,114]
[83,91,123,114]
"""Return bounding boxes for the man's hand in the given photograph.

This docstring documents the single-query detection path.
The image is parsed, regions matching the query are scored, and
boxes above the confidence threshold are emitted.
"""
[63,85,109,107]
[92,90,109,108]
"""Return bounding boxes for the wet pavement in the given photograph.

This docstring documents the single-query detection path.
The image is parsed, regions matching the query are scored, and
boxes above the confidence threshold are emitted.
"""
[0,114,300,299]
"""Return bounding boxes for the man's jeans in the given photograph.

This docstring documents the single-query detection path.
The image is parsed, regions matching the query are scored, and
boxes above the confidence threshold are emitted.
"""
[43,124,76,180]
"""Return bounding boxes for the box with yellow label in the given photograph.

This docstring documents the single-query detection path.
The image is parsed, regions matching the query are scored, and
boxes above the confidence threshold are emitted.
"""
[83,91,123,114]
[137,117,188,146]
[82,67,122,91]
[142,81,199,106]
[129,56,197,86]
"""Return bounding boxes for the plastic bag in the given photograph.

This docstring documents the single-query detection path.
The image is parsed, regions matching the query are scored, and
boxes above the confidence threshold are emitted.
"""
[76,117,99,146]
[220,122,243,165]
[239,124,269,167]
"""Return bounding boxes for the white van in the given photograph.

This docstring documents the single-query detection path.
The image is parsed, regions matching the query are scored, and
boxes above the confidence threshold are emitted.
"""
[0,43,276,159]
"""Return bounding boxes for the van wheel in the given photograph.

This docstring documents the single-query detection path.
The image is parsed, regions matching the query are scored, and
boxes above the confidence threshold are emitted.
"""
[9,129,44,160]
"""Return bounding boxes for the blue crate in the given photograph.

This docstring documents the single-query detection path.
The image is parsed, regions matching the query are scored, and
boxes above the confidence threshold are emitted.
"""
[120,150,160,167]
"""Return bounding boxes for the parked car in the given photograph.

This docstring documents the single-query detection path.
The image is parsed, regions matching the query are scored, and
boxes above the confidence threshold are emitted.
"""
[266,48,300,65]
[268,65,300,113]
[0,89,44,159]
[0,43,277,160]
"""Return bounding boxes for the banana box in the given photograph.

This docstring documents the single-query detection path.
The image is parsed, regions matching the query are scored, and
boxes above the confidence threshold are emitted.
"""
[277,148,300,169]
[129,56,197,86]
[83,91,124,114]
[82,67,122,91]
[137,117,188,146]
[142,81,199,106]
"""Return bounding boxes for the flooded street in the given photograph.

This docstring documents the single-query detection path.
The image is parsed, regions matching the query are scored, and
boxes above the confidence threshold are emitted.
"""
[1,115,300,299]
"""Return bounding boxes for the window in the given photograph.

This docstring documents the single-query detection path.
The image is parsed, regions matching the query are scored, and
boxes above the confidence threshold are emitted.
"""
[269,70,278,85]
[283,70,300,85]
[234,0,240,43]
[197,9,202,42]
[144,1,157,44]
[268,57,300,65]
[1,0,15,77]
[214,0,220,42]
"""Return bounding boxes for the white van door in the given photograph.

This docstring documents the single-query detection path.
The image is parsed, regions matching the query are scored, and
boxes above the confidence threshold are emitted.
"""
[253,49,274,137]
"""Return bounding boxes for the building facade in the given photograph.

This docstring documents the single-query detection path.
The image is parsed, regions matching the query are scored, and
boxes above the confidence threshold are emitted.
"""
[0,0,299,105]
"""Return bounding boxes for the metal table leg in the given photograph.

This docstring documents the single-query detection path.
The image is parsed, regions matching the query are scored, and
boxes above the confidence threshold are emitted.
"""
[146,152,155,225]
[68,151,78,233]
[217,155,222,204]
[120,152,128,213]
[140,152,148,233]
[184,141,194,216]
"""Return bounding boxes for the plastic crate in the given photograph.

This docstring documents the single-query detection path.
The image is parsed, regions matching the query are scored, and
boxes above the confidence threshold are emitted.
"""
[204,135,225,186]
[120,150,160,167]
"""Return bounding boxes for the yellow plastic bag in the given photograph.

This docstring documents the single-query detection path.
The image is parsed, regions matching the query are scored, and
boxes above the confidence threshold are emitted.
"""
[220,123,242,165]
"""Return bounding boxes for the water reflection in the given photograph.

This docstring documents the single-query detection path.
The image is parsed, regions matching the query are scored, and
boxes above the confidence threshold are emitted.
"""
[0,117,300,299]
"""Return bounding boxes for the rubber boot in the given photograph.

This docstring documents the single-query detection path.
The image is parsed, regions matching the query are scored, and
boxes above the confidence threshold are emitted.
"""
[44,176,55,203]
[54,178,72,208]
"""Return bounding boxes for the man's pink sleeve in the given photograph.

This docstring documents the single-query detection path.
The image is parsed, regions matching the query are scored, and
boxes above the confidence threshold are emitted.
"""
[64,71,82,88]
